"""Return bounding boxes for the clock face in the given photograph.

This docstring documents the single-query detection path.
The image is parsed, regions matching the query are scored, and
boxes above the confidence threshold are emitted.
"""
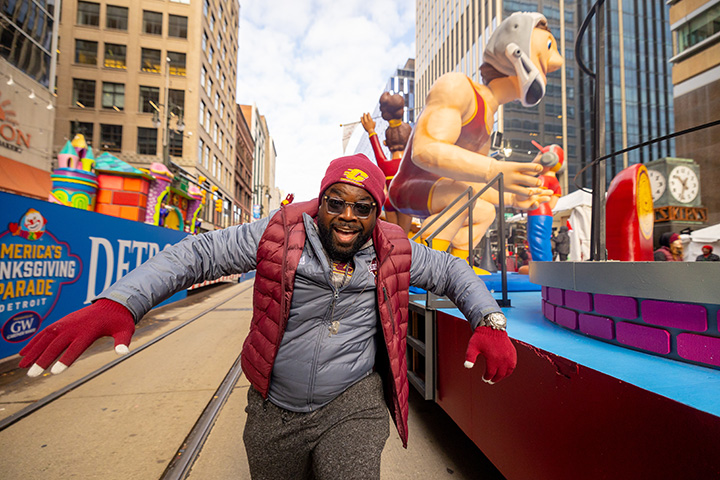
[668,165,699,203]
[647,169,666,202]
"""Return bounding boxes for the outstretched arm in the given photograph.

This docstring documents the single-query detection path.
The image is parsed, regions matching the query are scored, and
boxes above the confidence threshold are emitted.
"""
[412,73,544,196]
[19,218,270,376]
[410,241,517,383]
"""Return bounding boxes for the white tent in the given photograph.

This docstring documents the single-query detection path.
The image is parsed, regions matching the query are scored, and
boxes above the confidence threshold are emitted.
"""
[683,223,720,261]
[553,189,593,261]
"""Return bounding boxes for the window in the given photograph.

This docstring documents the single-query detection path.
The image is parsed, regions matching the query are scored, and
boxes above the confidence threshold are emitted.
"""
[143,10,163,35]
[222,47,226,60]
[221,73,225,89]
[71,122,94,145]
[204,145,210,168]
[202,32,208,52]
[198,139,204,165]
[199,101,206,125]
[212,155,217,176]
[203,0,209,17]
[141,48,161,72]
[102,82,124,110]
[216,33,222,49]
[219,102,224,117]
[676,4,720,54]
[169,130,183,156]
[168,51,186,76]
[169,89,185,110]
[214,92,219,109]
[209,14,215,32]
[168,15,188,38]
[139,86,160,113]
[75,39,98,65]
[213,123,218,143]
[72,79,96,108]
[137,127,157,155]
[200,66,206,87]
[106,5,128,30]
[104,43,126,69]
[100,124,123,152]
[208,46,214,62]
[215,62,220,79]
[206,78,212,96]
[77,1,99,26]
[205,111,211,131]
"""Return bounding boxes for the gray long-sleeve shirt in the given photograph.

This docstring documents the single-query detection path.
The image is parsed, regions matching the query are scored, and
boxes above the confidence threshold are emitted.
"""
[98,212,501,411]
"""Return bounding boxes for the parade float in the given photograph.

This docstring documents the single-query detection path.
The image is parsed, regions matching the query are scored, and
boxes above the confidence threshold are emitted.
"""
[395,11,720,479]
[0,136,245,360]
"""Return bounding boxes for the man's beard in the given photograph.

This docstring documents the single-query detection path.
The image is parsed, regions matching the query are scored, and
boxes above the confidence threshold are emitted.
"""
[317,220,372,263]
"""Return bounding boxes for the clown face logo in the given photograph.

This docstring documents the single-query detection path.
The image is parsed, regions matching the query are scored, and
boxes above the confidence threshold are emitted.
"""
[9,209,47,240]
[342,169,369,186]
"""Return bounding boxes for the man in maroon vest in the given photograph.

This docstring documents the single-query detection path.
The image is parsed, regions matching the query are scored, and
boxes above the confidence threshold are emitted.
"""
[19,154,516,479]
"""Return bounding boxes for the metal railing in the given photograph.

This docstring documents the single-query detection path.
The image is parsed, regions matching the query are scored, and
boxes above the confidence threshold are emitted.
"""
[410,172,510,307]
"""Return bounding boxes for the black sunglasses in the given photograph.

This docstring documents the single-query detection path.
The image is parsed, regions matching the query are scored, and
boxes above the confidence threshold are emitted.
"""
[323,195,376,218]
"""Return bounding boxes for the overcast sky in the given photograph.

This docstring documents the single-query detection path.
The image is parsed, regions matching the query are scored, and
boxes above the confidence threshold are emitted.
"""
[235,0,415,203]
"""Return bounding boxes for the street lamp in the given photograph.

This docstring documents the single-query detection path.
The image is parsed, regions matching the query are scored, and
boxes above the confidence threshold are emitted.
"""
[151,56,185,169]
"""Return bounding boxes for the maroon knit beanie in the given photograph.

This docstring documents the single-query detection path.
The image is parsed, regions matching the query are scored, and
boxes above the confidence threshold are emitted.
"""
[669,233,680,243]
[318,154,386,212]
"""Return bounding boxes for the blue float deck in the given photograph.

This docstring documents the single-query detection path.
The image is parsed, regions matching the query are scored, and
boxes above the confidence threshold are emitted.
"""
[421,289,720,418]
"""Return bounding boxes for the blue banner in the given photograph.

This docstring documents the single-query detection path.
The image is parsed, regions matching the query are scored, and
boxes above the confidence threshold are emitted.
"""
[0,191,189,360]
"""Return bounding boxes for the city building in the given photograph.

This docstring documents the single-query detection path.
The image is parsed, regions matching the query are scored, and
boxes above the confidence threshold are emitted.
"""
[576,0,675,187]
[240,103,277,220]
[668,0,720,225]
[414,0,675,193]
[0,0,59,199]
[353,58,416,160]
[52,0,239,229]
[234,103,254,224]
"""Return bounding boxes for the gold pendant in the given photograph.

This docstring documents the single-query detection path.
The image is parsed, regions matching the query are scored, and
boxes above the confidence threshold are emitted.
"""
[329,321,340,336]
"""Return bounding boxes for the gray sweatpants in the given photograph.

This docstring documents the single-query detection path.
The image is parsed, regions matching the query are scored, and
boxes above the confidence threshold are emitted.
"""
[243,373,390,480]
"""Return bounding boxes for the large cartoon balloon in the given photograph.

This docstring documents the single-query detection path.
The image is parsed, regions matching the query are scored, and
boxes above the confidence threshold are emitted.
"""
[388,12,563,262]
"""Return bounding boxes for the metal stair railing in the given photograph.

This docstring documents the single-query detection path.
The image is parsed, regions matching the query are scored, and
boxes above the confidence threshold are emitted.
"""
[406,173,510,401]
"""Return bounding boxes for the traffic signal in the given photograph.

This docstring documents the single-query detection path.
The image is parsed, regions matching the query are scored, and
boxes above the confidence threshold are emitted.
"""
[200,189,207,204]
[215,199,223,212]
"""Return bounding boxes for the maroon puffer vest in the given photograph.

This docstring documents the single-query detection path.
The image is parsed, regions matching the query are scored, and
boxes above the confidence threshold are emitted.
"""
[240,200,413,447]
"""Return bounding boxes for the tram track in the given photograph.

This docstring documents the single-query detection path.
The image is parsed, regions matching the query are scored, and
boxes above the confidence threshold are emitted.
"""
[0,280,254,479]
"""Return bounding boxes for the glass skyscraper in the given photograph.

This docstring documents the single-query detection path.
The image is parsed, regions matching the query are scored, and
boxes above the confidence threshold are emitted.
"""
[576,0,675,187]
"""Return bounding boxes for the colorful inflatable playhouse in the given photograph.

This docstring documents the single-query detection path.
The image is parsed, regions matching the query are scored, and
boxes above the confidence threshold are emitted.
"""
[49,136,98,211]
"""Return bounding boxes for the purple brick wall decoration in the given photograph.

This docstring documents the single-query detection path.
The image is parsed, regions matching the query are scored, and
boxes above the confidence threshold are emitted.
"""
[565,290,593,312]
[616,322,671,355]
[595,294,638,320]
[641,300,707,332]
[579,314,615,340]
[547,287,564,306]
[543,301,556,322]
[677,333,720,367]
[555,307,578,330]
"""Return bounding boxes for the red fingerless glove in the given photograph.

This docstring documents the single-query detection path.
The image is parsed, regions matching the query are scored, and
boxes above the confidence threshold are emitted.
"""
[464,326,517,384]
[19,299,136,374]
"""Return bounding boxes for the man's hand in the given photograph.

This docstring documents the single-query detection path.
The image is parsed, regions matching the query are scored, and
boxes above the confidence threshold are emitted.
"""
[19,299,135,377]
[486,158,544,196]
[464,326,517,384]
[360,113,376,134]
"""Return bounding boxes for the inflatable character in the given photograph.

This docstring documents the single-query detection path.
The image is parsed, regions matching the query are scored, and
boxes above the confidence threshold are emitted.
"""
[526,141,563,261]
[388,12,563,261]
[360,92,413,234]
